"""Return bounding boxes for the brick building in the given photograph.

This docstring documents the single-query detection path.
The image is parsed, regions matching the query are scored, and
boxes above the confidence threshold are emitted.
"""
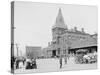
[45,8,97,58]
[26,46,42,59]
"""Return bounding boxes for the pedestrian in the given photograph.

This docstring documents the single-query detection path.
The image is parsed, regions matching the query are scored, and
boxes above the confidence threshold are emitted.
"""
[59,57,62,68]
[31,58,37,69]
[64,56,67,64]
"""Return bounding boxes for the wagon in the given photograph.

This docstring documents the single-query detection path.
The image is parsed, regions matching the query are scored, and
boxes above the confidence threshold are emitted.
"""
[76,49,88,64]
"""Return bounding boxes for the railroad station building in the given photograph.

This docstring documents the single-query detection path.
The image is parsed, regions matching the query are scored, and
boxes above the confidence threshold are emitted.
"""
[45,8,97,58]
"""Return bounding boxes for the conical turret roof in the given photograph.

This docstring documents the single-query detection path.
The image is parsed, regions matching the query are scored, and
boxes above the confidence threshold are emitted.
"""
[53,8,67,29]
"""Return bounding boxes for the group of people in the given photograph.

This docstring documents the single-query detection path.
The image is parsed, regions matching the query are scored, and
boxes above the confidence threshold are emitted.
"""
[11,57,37,70]
[12,54,89,70]
[11,56,69,70]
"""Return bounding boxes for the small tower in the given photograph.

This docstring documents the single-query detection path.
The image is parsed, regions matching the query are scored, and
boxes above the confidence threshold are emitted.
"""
[52,8,68,40]
[53,8,67,29]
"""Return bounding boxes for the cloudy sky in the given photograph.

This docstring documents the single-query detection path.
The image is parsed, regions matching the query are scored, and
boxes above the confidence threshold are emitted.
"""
[14,1,98,56]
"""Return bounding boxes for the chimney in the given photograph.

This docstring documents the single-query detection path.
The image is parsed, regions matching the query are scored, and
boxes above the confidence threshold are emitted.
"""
[74,27,77,31]
[48,42,50,46]
[82,28,84,33]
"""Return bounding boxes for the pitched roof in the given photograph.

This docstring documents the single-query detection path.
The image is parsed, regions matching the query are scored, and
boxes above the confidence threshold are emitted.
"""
[70,37,97,49]
[52,8,68,29]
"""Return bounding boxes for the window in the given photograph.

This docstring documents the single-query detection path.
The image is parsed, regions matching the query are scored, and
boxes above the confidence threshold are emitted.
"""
[58,48,60,54]
[68,35,71,39]
[63,50,66,54]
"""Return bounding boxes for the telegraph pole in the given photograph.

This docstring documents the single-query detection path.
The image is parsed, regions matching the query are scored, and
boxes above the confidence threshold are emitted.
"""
[15,43,19,57]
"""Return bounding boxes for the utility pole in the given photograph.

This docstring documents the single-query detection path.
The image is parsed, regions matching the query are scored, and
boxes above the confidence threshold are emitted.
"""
[15,43,19,57]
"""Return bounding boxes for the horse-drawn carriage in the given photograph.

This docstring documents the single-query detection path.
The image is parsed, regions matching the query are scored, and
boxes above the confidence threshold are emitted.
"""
[76,49,97,64]
[26,58,37,69]
[75,49,87,64]
[83,52,97,63]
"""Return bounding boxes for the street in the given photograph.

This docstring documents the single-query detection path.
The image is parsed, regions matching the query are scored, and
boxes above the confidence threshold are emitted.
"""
[14,58,97,74]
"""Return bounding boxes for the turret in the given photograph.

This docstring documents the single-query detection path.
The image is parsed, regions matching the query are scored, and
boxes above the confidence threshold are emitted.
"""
[52,8,68,40]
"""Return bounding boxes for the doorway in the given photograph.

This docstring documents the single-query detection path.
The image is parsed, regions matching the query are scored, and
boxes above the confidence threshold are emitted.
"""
[52,50,56,57]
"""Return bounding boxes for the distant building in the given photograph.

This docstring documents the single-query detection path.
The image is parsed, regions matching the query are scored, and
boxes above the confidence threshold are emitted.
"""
[45,8,97,58]
[26,46,42,59]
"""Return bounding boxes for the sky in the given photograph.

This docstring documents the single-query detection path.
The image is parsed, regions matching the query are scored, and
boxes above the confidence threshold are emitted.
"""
[14,1,98,56]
